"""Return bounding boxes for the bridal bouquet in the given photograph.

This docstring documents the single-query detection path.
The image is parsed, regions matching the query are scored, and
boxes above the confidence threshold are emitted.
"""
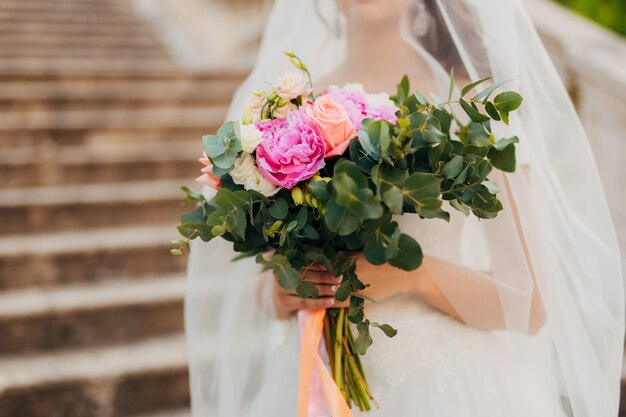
[173,51,522,413]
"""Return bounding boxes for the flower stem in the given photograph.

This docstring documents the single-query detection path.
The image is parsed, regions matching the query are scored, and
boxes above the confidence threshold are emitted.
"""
[333,308,346,395]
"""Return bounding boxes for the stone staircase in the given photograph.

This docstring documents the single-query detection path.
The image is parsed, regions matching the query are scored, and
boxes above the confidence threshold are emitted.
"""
[0,1,242,416]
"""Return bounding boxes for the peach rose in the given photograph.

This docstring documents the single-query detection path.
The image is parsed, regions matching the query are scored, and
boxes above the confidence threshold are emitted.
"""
[196,151,221,190]
[306,94,357,157]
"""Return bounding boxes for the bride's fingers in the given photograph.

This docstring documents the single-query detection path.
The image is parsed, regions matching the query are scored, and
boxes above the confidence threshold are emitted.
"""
[315,284,338,297]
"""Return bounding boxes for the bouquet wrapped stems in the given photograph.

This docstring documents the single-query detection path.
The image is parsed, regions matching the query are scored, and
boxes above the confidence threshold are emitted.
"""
[325,308,376,411]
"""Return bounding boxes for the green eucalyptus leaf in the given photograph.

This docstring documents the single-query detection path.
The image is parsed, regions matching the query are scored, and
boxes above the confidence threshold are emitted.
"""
[472,79,510,101]
[461,76,492,97]
[494,91,523,113]
[324,199,363,236]
[386,230,423,271]
[459,99,490,123]
[202,134,226,158]
[442,155,464,179]
[488,141,517,172]
[256,254,302,291]
[484,101,501,121]
[355,321,373,355]
[361,216,398,265]
[268,198,289,219]
[296,282,319,298]
[450,199,471,216]
[335,277,352,302]
[371,322,398,338]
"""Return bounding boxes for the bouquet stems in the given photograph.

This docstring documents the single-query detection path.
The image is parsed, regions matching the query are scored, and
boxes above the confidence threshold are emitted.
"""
[325,307,376,411]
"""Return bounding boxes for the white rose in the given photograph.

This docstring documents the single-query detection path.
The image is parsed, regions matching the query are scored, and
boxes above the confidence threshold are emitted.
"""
[274,71,311,100]
[343,83,366,92]
[273,101,298,118]
[230,153,279,197]
[238,122,263,153]
[366,92,395,109]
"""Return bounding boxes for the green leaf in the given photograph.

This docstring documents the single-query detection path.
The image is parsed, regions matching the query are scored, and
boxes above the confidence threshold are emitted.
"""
[461,76,492,98]
[450,199,471,216]
[494,91,523,113]
[459,99,490,123]
[442,155,464,179]
[296,282,319,298]
[324,199,363,236]
[354,321,373,355]
[371,322,398,338]
[202,134,226,158]
[361,216,398,265]
[472,79,510,101]
[386,231,423,271]
[482,180,501,194]
[493,136,519,151]
[296,207,308,228]
[488,143,517,172]
[256,254,302,291]
[484,101,501,121]
[268,198,289,219]
[402,172,442,212]
[335,277,352,302]
[377,165,408,214]
[303,225,320,240]
[447,68,456,101]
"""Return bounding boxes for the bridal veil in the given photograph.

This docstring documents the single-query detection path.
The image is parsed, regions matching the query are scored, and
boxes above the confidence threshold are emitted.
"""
[186,1,624,416]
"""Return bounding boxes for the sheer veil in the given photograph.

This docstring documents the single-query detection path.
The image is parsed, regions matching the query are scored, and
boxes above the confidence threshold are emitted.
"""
[186,1,624,416]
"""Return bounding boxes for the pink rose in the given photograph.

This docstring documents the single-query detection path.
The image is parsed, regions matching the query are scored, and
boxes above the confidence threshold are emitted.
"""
[196,151,221,189]
[324,85,399,128]
[324,85,368,128]
[306,95,357,157]
[255,109,326,189]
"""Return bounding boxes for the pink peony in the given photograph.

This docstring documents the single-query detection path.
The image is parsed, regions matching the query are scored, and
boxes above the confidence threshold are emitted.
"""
[306,94,357,157]
[196,151,221,189]
[255,109,326,189]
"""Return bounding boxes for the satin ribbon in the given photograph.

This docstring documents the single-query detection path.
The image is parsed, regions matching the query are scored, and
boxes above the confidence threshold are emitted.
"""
[297,309,353,417]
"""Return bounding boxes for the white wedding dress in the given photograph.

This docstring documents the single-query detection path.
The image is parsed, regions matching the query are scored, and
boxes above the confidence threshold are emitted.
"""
[185,1,624,416]
[245,209,565,417]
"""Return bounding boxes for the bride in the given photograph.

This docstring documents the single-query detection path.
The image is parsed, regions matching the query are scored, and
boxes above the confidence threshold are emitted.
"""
[186,0,624,416]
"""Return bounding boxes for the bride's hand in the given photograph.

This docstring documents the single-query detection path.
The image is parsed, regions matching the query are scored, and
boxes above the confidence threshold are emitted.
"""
[272,265,344,320]
[272,253,421,319]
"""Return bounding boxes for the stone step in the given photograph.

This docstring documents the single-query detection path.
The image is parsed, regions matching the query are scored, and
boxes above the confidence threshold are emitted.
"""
[135,410,191,417]
[0,10,144,26]
[0,334,190,417]
[0,103,228,131]
[0,140,202,188]
[0,274,198,356]
[0,127,213,150]
[0,47,169,60]
[0,179,196,234]
[0,0,134,15]
[0,33,163,50]
[0,57,180,76]
[0,20,155,39]
[0,224,186,290]
[0,77,241,107]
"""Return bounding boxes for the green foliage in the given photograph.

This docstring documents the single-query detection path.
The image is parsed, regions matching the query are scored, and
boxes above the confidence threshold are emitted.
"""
[554,0,626,36]
[174,73,523,356]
